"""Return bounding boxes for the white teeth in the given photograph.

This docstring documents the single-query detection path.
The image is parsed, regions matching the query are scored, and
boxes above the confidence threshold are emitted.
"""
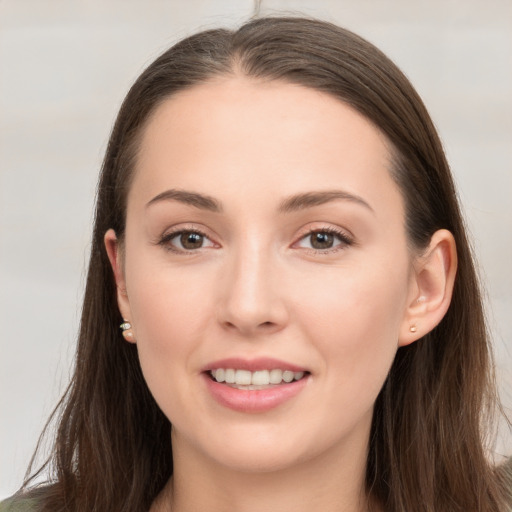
[211,368,306,386]
[235,369,252,385]
[269,369,283,384]
[252,370,270,385]
[282,370,294,383]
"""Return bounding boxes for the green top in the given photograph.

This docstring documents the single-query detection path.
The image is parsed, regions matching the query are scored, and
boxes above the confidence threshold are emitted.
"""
[0,498,38,512]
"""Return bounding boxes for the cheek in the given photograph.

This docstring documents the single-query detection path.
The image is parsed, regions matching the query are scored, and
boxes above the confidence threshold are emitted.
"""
[126,246,215,339]
[123,256,217,412]
[294,254,410,404]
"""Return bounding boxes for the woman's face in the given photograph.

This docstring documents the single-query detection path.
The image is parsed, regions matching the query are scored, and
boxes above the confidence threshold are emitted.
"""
[109,78,419,473]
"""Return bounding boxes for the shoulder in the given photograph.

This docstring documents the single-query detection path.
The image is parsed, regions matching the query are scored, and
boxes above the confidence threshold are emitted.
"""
[0,497,39,512]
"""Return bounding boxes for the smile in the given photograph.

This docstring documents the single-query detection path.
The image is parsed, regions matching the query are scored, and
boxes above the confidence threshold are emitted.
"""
[209,368,306,388]
[203,359,310,412]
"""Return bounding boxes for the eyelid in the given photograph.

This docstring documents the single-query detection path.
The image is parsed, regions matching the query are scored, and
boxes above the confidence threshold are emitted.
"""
[154,222,354,254]
[292,224,355,252]
[156,224,220,253]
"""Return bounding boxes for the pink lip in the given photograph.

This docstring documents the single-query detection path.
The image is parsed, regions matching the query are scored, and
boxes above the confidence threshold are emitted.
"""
[203,374,309,413]
[202,357,307,373]
[201,357,310,413]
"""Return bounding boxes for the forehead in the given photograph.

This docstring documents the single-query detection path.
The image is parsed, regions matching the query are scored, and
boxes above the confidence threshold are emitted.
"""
[131,77,403,220]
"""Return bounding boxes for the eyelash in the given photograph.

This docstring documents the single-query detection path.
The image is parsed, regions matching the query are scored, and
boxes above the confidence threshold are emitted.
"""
[157,228,214,254]
[295,227,354,253]
[157,226,354,254]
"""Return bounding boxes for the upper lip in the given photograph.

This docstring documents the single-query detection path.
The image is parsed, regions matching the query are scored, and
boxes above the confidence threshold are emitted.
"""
[202,357,308,373]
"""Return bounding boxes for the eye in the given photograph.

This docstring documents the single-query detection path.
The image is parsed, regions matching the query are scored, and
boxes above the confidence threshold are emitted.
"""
[296,229,352,251]
[159,230,216,252]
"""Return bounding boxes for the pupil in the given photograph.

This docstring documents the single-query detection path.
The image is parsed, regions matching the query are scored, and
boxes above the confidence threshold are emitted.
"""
[311,232,333,249]
[181,232,203,249]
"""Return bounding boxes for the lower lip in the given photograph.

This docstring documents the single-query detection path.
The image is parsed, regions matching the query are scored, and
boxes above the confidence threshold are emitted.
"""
[203,373,309,413]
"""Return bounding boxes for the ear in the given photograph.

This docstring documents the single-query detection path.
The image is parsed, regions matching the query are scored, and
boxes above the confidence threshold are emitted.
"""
[104,229,135,343]
[398,229,457,346]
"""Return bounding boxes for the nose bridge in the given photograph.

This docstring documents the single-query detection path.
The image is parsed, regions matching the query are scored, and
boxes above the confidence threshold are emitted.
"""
[218,235,287,335]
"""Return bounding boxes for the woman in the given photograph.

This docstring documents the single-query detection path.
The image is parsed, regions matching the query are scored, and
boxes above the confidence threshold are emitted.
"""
[3,15,511,512]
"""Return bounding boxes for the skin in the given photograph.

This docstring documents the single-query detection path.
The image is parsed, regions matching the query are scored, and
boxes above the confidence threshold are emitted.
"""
[105,77,456,512]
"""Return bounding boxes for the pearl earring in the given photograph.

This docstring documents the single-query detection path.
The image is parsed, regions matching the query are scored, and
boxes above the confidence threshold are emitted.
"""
[120,321,134,340]
[410,325,417,333]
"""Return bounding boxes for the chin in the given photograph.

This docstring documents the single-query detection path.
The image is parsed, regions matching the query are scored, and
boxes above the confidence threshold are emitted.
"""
[209,445,309,474]
[183,421,337,475]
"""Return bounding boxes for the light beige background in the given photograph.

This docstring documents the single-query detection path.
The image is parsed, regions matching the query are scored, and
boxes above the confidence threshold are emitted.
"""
[1,0,511,499]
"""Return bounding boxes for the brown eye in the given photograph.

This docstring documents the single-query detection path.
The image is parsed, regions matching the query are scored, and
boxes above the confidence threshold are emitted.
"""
[180,232,204,250]
[310,232,335,249]
[159,230,216,252]
[295,229,352,252]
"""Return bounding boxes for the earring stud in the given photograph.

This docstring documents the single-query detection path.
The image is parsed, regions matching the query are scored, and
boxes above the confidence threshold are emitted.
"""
[120,321,134,340]
[410,325,417,333]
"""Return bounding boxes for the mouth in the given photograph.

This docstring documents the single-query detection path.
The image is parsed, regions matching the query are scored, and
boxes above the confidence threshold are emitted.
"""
[208,368,308,390]
[202,359,310,412]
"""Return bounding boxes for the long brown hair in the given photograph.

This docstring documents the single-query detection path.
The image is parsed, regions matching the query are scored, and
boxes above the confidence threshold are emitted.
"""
[22,16,511,512]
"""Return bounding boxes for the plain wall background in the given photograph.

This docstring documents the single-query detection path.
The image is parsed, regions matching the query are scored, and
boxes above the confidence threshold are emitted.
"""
[1,0,511,499]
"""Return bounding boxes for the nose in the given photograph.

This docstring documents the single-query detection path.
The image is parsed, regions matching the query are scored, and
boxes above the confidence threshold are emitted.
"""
[216,243,289,337]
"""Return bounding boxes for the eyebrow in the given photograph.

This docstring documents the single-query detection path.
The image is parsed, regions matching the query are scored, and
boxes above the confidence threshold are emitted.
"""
[145,188,373,215]
[146,189,222,212]
[278,190,374,214]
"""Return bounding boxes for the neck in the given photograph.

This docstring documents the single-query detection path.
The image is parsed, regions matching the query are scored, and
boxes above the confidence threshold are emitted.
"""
[152,428,375,512]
